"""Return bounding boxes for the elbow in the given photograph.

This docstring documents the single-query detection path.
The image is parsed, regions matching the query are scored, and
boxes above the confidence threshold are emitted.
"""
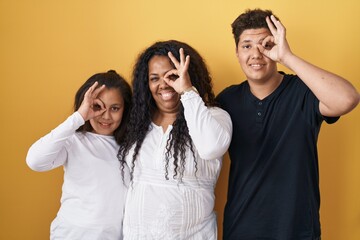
[349,92,360,110]
[26,154,47,172]
[340,92,360,115]
[197,134,232,160]
[323,91,360,116]
[26,157,41,172]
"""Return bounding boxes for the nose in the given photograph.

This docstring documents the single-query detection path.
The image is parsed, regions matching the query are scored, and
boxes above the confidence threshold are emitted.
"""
[101,109,111,119]
[251,45,262,59]
[159,77,169,88]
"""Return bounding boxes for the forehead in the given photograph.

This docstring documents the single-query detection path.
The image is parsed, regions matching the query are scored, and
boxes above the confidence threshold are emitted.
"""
[98,88,123,104]
[149,55,172,69]
[239,28,271,43]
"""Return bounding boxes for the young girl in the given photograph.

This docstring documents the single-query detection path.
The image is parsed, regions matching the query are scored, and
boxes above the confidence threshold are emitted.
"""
[26,70,131,240]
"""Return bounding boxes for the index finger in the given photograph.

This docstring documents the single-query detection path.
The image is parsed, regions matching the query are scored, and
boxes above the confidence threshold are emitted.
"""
[265,15,277,36]
[92,84,106,98]
[168,51,180,69]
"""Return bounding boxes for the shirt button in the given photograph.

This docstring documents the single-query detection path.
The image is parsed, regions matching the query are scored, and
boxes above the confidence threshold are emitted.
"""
[257,112,262,116]
[258,102,262,105]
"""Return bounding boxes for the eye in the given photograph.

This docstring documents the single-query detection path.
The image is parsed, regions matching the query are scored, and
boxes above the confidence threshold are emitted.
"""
[149,76,159,82]
[264,42,274,50]
[110,106,120,112]
[168,74,178,81]
[92,104,102,111]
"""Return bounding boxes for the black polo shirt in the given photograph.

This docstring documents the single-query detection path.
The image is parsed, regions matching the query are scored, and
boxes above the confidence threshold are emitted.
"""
[217,73,338,240]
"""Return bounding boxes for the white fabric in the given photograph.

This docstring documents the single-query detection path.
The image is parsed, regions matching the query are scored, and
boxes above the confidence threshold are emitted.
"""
[123,91,232,240]
[26,112,128,240]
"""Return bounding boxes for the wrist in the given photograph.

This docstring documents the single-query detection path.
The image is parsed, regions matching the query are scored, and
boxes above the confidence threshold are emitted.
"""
[180,86,199,95]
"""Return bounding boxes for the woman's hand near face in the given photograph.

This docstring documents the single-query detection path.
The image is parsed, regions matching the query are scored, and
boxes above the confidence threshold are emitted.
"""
[78,82,106,121]
[163,48,193,94]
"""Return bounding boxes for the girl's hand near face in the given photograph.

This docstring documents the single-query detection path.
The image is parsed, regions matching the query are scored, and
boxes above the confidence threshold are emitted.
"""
[78,82,106,121]
[164,48,193,94]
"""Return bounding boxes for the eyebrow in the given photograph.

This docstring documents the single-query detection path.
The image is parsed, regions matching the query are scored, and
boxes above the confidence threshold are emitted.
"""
[149,68,174,76]
[240,37,266,44]
[97,98,122,107]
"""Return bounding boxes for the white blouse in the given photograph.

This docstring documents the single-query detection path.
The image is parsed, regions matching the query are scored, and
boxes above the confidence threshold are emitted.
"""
[123,90,232,240]
[26,112,128,240]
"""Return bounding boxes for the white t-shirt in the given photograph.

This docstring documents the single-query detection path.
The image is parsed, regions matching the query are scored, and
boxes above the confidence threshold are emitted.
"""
[26,112,128,240]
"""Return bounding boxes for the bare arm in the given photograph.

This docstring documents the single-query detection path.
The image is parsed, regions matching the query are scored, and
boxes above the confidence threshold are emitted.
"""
[260,15,359,117]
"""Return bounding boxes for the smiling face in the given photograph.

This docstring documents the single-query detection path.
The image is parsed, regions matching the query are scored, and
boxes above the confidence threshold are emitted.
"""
[89,88,124,136]
[148,55,181,115]
[236,28,278,84]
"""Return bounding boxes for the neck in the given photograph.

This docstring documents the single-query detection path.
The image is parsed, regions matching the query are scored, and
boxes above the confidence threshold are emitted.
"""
[248,73,284,100]
[152,111,178,132]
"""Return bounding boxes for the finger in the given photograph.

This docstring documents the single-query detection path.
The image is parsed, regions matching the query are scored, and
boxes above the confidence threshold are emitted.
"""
[163,70,179,85]
[179,48,185,65]
[183,55,190,72]
[84,81,98,98]
[262,35,275,49]
[94,98,105,106]
[257,44,267,56]
[266,16,277,36]
[270,15,285,32]
[92,84,106,98]
[92,98,106,111]
[168,51,180,69]
[162,76,175,88]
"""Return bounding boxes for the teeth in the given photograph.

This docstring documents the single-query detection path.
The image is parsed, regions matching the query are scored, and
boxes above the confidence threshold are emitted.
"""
[161,92,175,100]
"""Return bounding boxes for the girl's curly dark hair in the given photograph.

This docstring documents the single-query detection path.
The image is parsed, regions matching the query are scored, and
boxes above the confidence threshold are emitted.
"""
[117,40,217,182]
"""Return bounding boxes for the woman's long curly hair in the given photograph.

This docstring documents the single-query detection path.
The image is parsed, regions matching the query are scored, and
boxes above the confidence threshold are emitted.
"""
[117,40,217,182]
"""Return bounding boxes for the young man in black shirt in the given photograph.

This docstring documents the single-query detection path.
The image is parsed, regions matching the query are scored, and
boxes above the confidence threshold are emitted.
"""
[217,9,359,240]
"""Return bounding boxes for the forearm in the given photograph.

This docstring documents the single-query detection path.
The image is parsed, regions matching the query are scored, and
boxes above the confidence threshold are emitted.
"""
[181,91,232,160]
[282,54,359,116]
[26,112,85,171]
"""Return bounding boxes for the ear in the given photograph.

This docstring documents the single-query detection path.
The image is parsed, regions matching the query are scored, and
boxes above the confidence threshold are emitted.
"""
[235,47,240,63]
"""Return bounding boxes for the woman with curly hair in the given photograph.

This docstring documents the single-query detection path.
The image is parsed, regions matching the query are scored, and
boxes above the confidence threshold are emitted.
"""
[117,40,232,239]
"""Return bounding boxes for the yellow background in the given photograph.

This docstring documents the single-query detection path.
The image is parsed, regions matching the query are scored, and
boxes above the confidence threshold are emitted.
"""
[1,0,359,239]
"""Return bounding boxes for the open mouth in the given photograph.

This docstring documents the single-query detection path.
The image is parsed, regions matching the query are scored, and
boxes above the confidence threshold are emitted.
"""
[160,91,177,101]
[250,63,265,69]
[99,122,112,128]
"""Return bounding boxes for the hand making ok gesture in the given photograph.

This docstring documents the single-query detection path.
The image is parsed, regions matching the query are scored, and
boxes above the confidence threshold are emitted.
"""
[78,82,106,121]
[163,48,193,94]
[258,15,294,65]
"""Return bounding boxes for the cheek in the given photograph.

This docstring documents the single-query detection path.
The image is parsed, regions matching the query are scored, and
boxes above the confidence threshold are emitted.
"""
[237,55,248,70]
[148,84,157,96]
[89,118,97,129]
[236,52,247,64]
[113,110,124,124]
[265,59,277,69]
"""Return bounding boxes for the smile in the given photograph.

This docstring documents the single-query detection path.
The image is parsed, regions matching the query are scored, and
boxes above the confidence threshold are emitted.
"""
[160,91,177,101]
[249,63,265,69]
[99,122,112,127]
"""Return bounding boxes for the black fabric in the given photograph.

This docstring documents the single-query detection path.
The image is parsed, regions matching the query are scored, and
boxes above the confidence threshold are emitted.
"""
[216,73,339,240]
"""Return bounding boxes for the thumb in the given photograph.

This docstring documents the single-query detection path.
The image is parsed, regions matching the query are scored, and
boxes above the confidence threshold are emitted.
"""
[257,44,267,56]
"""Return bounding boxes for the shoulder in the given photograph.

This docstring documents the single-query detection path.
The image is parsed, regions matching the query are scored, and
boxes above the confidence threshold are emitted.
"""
[209,106,231,118]
[218,82,246,95]
[216,81,247,102]
[283,73,305,87]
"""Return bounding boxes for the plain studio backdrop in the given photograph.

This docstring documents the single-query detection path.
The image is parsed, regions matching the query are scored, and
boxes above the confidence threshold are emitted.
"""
[0,0,359,239]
